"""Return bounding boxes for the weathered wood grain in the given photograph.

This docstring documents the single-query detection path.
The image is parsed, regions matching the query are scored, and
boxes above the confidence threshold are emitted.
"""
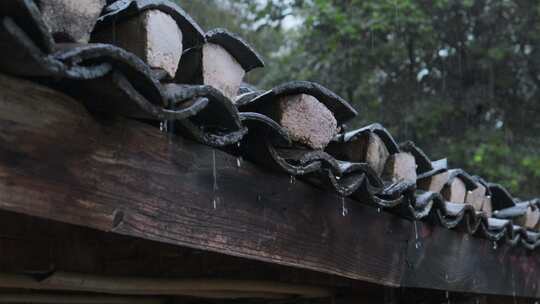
[0,209,355,289]
[0,73,408,286]
[402,221,540,299]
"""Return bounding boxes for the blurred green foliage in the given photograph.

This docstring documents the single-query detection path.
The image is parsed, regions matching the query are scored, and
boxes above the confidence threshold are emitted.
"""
[179,0,540,197]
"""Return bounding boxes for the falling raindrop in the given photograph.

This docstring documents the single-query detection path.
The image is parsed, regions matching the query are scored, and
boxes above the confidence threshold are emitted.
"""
[370,28,374,52]
[377,207,381,213]
[394,0,399,22]
[414,221,422,249]
[341,196,348,217]
[290,175,296,185]
[492,241,498,250]
[159,121,165,132]
[445,291,450,304]
[511,270,517,304]
[212,150,219,209]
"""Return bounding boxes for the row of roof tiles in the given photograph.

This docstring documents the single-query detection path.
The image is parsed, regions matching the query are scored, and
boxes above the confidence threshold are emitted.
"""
[0,0,538,250]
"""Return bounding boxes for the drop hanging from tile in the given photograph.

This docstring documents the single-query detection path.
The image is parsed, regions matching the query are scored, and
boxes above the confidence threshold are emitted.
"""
[414,220,422,249]
[236,157,242,168]
[340,196,348,217]
[160,120,168,133]
[236,142,242,168]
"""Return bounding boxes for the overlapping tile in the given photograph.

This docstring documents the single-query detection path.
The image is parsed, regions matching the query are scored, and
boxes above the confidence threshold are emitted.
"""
[0,0,538,251]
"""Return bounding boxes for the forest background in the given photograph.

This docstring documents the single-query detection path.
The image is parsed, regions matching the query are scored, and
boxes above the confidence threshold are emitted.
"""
[180,0,540,198]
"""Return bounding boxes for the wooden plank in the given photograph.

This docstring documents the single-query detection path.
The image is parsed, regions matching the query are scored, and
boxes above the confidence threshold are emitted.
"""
[0,73,408,286]
[0,209,354,289]
[401,221,540,299]
[0,74,538,298]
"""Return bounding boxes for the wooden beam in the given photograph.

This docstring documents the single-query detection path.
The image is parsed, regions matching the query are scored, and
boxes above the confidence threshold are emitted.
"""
[401,221,540,299]
[0,73,408,286]
[0,209,354,289]
[0,74,538,298]
[0,293,163,304]
[0,271,331,298]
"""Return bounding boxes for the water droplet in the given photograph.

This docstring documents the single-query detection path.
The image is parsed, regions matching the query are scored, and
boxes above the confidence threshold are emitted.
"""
[492,241,498,250]
[257,194,262,202]
[290,175,296,185]
[341,196,348,217]
[446,291,450,304]
[377,207,382,213]
[370,29,374,51]
[236,157,242,168]
[159,121,165,132]
[213,198,218,210]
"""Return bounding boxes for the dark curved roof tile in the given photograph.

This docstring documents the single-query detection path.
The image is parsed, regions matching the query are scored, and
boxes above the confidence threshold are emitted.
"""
[488,183,517,211]
[206,28,265,72]
[340,123,401,154]
[238,81,358,125]
[0,17,65,77]
[98,0,205,49]
[1,0,538,251]
[0,0,54,53]
[444,169,479,191]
